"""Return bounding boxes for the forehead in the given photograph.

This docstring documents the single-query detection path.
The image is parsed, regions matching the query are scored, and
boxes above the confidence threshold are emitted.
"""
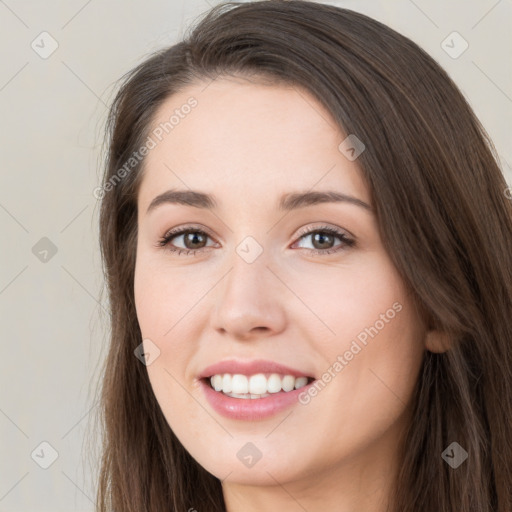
[137,77,370,212]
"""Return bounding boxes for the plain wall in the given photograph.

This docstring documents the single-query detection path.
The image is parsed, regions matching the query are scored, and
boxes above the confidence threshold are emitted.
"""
[0,0,510,510]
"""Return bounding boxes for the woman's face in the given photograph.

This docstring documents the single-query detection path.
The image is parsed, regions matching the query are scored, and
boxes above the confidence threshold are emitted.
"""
[134,76,427,492]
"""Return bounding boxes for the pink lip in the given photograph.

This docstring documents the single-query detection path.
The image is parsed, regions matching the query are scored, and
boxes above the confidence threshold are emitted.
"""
[198,359,315,379]
[197,359,316,421]
[199,378,316,421]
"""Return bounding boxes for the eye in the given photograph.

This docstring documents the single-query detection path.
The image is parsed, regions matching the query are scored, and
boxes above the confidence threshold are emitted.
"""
[291,225,355,255]
[157,224,355,256]
[157,226,217,256]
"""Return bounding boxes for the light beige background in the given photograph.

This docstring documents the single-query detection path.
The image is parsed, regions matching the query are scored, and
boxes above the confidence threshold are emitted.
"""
[0,0,510,510]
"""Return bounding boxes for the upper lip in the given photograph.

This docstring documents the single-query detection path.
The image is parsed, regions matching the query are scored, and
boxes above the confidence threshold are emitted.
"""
[199,359,315,379]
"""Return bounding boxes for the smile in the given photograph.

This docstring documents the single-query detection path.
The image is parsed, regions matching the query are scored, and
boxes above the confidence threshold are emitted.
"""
[208,373,313,398]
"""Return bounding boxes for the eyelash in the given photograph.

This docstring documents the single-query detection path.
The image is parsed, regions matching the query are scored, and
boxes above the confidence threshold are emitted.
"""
[157,224,355,257]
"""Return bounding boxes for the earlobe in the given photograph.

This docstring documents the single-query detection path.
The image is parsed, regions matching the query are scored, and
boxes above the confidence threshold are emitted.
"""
[424,329,453,353]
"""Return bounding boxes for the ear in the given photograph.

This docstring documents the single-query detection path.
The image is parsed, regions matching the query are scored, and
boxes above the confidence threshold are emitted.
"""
[424,329,453,353]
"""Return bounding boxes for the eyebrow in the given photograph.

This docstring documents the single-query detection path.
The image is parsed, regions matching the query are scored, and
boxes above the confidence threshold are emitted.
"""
[146,189,372,214]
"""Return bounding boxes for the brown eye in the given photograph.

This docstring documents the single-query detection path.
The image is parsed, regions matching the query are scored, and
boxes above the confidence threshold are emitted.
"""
[158,227,216,256]
[293,226,355,255]
[311,231,336,250]
[181,231,208,249]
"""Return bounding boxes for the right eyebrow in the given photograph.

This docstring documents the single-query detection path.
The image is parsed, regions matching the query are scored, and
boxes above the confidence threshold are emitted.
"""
[146,190,217,214]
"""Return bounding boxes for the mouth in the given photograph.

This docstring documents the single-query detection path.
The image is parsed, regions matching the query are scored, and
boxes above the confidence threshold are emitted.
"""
[197,359,318,419]
[202,373,316,399]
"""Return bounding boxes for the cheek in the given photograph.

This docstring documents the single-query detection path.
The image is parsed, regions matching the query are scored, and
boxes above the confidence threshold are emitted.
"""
[134,269,202,453]
[134,257,176,336]
[134,256,189,406]
[292,255,425,450]
[321,301,424,453]
[133,251,210,423]
[326,257,425,398]
[133,249,209,342]
[287,251,410,350]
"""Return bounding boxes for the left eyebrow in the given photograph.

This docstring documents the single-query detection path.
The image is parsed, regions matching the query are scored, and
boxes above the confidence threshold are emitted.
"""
[145,188,372,215]
[278,190,373,212]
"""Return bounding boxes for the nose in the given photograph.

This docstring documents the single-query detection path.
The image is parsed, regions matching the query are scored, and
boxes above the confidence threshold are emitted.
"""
[210,245,287,341]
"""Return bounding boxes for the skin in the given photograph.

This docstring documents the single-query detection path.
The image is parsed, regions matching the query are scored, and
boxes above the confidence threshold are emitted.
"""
[133,75,442,512]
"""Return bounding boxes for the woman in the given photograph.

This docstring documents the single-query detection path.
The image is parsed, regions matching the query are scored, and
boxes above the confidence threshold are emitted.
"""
[94,1,512,510]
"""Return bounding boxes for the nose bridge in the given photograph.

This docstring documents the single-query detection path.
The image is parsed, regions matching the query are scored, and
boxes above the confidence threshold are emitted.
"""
[223,234,271,305]
[211,233,286,337]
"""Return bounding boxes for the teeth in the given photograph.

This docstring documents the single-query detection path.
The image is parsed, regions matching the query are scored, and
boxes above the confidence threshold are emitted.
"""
[228,392,271,399]
[249,374,267,394]
[222,374,232,393]
[209,373,310,396]
[232,374,249,394]
[212,374,223,392]
[282,375,295,392]
[267,374,282,393]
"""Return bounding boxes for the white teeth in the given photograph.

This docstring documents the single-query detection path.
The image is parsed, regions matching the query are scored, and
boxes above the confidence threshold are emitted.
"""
[231,374,249,394]
[267,374,282,393]
[209,372,311,396]
[282,375,295,392]
[226,392,271,399]
[222,374,232,393]
[294,376,308,389]
[212,374,222,392]
[249,374,267,394]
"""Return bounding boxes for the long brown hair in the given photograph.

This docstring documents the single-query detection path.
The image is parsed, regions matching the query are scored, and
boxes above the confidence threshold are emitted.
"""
[93,1,512,510]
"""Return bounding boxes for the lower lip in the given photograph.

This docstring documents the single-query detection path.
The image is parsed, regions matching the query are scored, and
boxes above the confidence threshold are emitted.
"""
[199,378,315,421]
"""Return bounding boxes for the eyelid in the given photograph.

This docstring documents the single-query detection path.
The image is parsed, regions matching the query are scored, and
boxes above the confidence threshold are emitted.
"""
[294,222,354,240]
[162,223,218,241]
[160,223,351,244]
